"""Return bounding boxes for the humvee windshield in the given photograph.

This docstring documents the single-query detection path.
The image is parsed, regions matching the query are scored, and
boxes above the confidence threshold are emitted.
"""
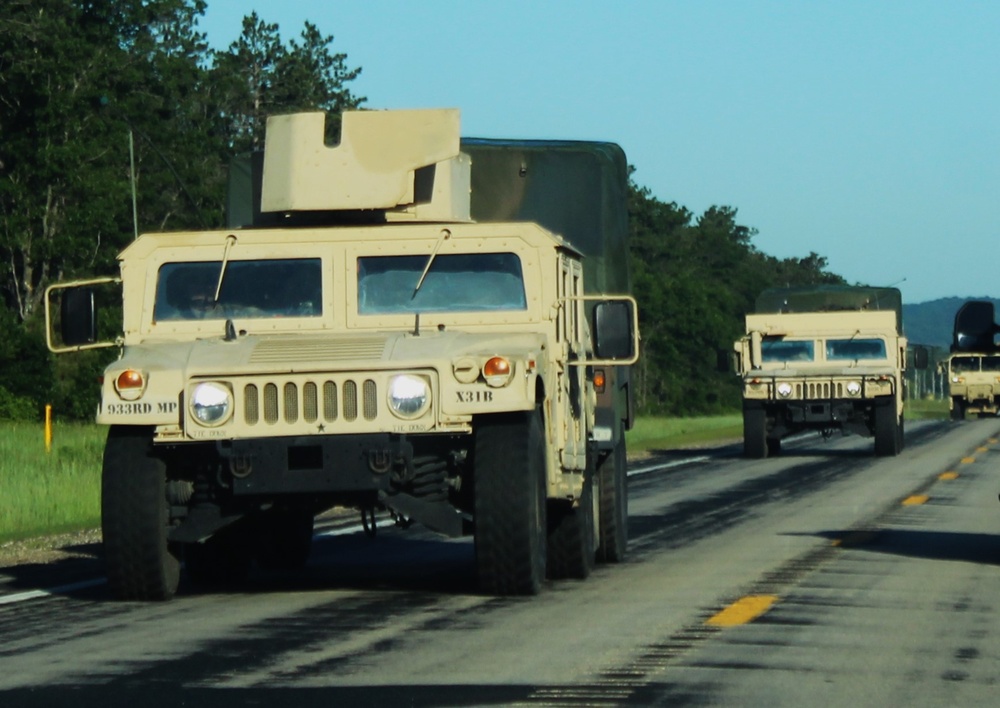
[952,356,1000,373]
[154,259,322,321]
[826,338,887,360]
[762,338,814,363]
[357,253,527,314]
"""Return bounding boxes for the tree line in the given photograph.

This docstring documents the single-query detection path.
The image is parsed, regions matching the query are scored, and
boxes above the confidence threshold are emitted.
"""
[0,0,844,421]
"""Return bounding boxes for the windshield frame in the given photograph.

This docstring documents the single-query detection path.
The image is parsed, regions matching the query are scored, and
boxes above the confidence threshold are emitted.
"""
[757,334,892,367]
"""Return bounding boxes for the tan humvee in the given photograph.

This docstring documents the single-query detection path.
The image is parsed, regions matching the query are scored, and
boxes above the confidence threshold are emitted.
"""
[45,110,638,601]
[733,286,922,458]
[945,353,1000,419]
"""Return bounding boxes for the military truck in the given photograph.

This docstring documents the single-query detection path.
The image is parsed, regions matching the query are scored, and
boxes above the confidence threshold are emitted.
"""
[733,285,923,458]
[45,109,638,601]
[945,300,1000,420]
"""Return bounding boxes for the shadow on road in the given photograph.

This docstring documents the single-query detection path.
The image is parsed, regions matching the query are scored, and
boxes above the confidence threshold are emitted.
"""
[0,531,481,601]
[802,528,1000,567]
[0,683,542,708]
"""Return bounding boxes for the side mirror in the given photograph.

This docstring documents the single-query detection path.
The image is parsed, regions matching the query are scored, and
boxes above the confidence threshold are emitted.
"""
[593,301,635,360]
[912,346,929,370]
[716,348,731,373]
[61,287,97,347]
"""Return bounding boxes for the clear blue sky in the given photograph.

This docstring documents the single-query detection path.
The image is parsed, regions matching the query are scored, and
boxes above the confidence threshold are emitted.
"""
[198,0,1000,305]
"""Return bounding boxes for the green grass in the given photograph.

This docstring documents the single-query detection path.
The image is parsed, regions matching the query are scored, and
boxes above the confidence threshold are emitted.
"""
[626,414,743,455]
[905,397,949,420]
[626,399,951,454]
[0,422,105,544]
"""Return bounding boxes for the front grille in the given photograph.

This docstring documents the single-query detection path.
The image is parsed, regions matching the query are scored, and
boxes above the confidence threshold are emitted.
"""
[242,377,378,426]
[806,382,831,398]
[788,380,856,400]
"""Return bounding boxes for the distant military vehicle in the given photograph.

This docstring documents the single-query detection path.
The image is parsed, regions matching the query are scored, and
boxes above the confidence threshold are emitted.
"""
[45,109,638,600]
[945,300,1000,419]
[733,285,924,457]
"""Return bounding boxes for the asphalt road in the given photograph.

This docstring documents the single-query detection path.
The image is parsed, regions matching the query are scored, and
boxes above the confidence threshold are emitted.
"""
[2,418,999,707]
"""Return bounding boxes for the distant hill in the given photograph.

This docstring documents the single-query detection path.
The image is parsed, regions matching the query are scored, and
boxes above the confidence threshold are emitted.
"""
[902,297,1000,350]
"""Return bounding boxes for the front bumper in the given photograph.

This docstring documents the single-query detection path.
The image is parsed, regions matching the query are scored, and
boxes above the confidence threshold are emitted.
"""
[218,433,412,496]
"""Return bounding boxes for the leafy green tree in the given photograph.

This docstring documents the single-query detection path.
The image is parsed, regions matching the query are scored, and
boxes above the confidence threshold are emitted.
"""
[627,178,845,416]
[0,2,367,420]
[210,13,365,155]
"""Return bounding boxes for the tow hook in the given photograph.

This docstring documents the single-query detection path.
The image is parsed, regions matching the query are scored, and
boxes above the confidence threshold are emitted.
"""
[369,449,392,474]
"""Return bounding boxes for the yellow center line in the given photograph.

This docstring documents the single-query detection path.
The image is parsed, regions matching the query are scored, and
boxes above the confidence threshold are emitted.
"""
[988,438,998,444]
[705,595,779,627]
[902,494,929,506]
[939,471,959,480]
[977,447,989,453]
[961,457,976,464]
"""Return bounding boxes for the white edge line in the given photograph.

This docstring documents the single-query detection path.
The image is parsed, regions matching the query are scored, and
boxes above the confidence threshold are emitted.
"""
[0,577,106,606]
[628,455,711,477]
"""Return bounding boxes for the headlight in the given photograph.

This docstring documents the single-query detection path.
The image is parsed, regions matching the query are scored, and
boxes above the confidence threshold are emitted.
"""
[776,382,792,398]
[846,381,862,396]
[189,382,233,427]
[388,374,430,419]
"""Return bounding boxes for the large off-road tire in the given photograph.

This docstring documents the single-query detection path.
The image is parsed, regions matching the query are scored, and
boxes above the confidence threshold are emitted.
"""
[473,410,547,596]
[184,524,253,588]
[951,398,966,421]
[595,437,628,563]
[547,466,595,580]
[874,402,901,457]
[743,406,768,459]
[253,510,315,571]
[101,426,181,601]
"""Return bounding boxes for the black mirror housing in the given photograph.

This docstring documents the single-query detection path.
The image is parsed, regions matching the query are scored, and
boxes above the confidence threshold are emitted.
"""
[61,287,97,347]
[593,301,634,360]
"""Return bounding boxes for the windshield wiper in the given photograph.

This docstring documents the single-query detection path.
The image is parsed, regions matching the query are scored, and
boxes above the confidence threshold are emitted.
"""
[412,228,451,299]
[214,234,237,303]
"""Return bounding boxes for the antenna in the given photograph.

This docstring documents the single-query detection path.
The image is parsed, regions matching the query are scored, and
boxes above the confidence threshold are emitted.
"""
[128,129,138,240]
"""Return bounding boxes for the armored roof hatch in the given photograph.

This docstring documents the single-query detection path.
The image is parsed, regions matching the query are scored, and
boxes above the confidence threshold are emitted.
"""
[261,109,471,222]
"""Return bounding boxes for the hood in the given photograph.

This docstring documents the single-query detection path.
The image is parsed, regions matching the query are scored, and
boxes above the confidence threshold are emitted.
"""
[118,329,547,377]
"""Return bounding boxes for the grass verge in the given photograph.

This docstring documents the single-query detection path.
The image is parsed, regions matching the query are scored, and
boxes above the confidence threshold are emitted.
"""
[0,422,104,544]
[626,414,742,456]
[905,398,948,420]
